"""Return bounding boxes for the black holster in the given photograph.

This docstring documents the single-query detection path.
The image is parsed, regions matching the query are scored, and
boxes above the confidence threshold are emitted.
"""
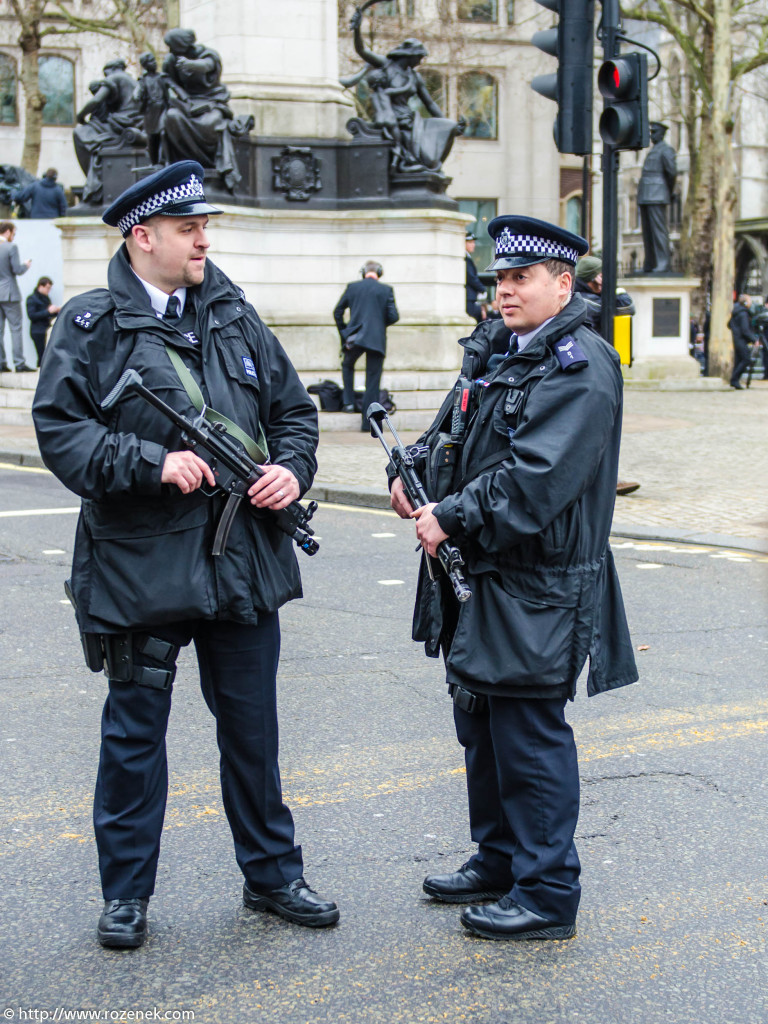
[449,683,487,714]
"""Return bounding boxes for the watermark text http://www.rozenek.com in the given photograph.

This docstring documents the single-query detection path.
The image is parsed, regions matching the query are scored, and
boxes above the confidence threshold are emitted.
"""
[4,1011,194,1022]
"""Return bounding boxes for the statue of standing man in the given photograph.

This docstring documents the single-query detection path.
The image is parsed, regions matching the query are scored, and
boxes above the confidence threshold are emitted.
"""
[637,122,678,274]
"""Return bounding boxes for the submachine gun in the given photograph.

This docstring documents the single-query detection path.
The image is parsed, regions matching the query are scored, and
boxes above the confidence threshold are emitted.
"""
[367,401,471,604]
[101,369,319,557]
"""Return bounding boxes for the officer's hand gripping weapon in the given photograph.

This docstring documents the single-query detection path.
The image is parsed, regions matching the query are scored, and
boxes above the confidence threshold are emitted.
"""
[367,402,471,604]
[101,369,319,557]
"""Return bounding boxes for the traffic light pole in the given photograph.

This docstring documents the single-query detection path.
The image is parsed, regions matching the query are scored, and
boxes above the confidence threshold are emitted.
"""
[601,146,618,346]
[599,0,621,347]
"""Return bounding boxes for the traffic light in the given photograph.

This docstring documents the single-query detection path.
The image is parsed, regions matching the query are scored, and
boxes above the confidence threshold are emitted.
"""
[598,53,649,150]
[530,0,595,156]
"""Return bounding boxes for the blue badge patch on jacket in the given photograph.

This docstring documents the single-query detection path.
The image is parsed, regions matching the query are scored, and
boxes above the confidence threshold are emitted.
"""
[554,335,589,373]
[242,356,258,380]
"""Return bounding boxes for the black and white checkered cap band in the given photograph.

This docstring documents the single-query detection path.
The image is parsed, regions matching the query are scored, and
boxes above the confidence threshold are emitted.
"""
[494,228,579,264]
[117,174,206,235]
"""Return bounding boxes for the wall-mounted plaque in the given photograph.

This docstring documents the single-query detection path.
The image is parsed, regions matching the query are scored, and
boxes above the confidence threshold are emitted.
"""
[652,297,681,337]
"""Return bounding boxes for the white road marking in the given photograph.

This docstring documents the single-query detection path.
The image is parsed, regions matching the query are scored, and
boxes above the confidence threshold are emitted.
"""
[0,507,79,518]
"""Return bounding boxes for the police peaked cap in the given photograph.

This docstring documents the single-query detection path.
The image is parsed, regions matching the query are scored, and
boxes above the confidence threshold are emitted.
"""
[102,160,222,237]
[485,215,588,272]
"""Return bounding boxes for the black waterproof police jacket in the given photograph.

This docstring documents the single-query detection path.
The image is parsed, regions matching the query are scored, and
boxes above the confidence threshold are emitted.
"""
[412,295,638,699]
[32,245,319,633]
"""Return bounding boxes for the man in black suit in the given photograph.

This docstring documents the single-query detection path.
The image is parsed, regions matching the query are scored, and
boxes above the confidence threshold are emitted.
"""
[333,261,399,430]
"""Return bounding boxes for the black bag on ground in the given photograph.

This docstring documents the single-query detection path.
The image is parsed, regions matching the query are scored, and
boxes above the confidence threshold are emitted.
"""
[353,389,397,414]
[307,380,343,412]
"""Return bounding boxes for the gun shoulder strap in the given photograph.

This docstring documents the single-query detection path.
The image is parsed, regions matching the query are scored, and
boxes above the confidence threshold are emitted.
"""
[164,343,269,464]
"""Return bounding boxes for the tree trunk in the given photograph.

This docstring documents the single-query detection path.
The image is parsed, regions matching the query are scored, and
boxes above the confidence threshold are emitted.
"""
[679,15,713,329]
[709,0,737,381]
[18,19,45,176]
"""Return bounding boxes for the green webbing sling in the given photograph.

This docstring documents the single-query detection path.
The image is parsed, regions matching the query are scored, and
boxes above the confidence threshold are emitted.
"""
[164,344,269,464]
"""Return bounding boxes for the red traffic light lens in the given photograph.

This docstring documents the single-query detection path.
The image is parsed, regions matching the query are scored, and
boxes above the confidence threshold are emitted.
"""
[598,58,637,100]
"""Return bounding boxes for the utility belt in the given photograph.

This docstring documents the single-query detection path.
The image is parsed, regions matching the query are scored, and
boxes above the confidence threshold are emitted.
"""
[65,581,179,690]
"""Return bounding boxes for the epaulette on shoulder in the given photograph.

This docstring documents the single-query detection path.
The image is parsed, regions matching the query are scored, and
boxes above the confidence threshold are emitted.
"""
[553,334,590,374]
[70,289,115,332]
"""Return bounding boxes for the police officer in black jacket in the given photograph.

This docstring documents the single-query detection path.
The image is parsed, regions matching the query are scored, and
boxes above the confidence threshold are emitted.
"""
[333,260,399,430]
[465,231,486,323]
[32,161,339,949]
[390,216,638,941]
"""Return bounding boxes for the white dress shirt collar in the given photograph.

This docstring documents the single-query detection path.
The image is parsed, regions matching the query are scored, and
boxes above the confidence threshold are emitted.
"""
[131,269,186,319]
[516,315,556,352]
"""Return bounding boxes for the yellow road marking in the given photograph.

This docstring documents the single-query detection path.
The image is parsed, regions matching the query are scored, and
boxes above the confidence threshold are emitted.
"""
[3,706,766,838]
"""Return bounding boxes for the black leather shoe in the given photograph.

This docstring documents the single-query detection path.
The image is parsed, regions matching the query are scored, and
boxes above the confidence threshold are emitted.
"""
[243,877,339,927]
[97,897,148,948]
[341,404,356,413]
[730,382,744,390]
[15,364,37,372]
[423,861,508,904]
[460,897,576,941]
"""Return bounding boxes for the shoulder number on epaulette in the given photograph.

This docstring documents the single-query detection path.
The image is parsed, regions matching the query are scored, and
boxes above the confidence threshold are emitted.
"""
[73,311,96,330]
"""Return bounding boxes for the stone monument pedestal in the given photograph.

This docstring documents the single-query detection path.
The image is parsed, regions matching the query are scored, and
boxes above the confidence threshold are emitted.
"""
[56,206,474,427]
[620,275,701,379]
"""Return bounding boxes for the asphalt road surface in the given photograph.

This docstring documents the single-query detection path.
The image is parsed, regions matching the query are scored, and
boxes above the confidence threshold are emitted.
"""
[0,463,766,1024]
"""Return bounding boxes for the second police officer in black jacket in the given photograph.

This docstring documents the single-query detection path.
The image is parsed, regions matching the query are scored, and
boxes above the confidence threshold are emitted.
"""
[390,216,638,941]
[32,162,339,949]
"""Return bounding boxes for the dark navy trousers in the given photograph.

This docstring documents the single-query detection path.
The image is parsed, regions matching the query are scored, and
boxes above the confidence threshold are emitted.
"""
[94,614,303,900]
[453,695,581,924]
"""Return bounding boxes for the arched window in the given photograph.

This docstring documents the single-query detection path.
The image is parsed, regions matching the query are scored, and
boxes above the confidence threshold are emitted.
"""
[38,55,74,126]
[410,68,446,117]
[355,78,374,121]
[458,72,498,139]
[458,0,498,22]
[565,195,582,236]
[0,53,17,124]
[377,0,416,13]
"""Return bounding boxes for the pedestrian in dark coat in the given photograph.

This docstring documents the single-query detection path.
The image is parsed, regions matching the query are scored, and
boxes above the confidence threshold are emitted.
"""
[333,260,399,430]
[25,276,60,366]
[12,168,68,218]
[728,294,755,389]
[573,254,635,332]
[32,161,339,950]
[390,216,638,942]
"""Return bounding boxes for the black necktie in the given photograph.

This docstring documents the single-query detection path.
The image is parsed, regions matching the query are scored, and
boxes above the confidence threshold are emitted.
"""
[164,295,180,321]
[486,333,518,376]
